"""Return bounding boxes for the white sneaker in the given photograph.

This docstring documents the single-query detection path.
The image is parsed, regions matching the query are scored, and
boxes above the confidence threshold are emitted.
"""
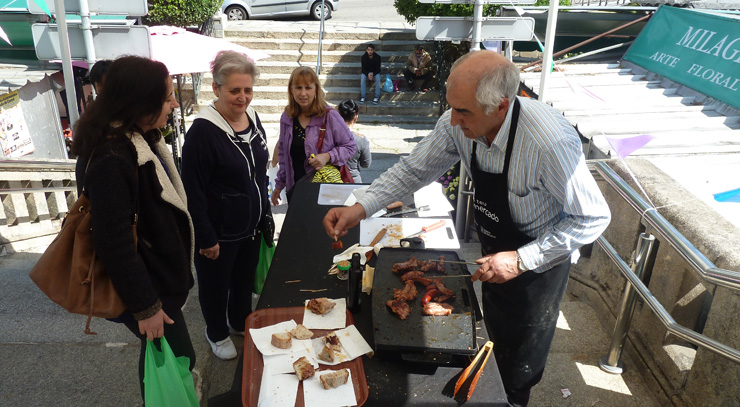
[227,320,245,337]
[205,328,237,360]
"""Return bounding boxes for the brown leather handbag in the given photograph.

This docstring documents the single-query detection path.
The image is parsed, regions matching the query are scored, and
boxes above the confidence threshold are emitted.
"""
[29,156,137,335]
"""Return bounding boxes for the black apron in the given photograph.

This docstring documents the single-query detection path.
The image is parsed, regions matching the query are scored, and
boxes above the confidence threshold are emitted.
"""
[471,99,570,404]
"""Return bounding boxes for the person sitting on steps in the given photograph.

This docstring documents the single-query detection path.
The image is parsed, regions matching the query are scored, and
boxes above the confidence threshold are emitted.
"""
[360,44,381,105]
[403,44,434,92]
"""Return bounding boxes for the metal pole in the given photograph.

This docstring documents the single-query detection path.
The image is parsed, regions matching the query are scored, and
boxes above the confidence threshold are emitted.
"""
[55,0,79,125]
[521,14,651,71]
[78,0,96,66]
[316,0,325,74]
[599,233,657,374]
[538,0,559,102]
[470,0,483,51]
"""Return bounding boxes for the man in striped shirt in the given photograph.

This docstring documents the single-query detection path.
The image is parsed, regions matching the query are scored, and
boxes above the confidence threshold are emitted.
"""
[323,50,611,406]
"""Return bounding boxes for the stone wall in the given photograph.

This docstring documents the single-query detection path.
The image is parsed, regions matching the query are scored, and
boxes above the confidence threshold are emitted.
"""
[571,158,740,406]
[0,165,76,253]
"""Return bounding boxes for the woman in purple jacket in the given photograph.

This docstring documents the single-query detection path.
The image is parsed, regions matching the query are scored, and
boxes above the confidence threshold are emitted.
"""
[271,67,356,205]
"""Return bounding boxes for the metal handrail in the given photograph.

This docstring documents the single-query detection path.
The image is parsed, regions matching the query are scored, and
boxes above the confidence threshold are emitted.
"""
[595,161,740,290]
[0,160,75,171]
[597,236,740,364]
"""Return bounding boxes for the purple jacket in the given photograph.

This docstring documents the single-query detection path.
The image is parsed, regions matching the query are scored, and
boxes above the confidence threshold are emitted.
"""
[275,106,356,191]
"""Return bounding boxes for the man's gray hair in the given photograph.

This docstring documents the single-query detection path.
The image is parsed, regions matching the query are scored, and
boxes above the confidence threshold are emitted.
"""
[211,50,260,87]
[449,51,520,114]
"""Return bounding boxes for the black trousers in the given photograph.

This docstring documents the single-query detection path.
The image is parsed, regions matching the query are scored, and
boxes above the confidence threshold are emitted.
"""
[481,261,571,407]
[402,68,433,90]
[122,300,196,405]
[195,235,261,342]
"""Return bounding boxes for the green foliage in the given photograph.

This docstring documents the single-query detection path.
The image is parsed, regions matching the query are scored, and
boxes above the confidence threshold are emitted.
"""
[393,0,498,25]
[393,0,570,24]
[145,0,222,28]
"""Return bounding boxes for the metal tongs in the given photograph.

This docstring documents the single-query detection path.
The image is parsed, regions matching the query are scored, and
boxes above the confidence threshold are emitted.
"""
[454,341,494,402]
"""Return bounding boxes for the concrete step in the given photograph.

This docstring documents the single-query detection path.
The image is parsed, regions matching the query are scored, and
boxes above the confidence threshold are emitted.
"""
[185,113,440,128]
[230,37,424,52]
[225,24,417,41]
[197,86,439,102]
[186,73,423,89]
[255,49,413,63]
[191,99,441,118]
[254,59,409,75]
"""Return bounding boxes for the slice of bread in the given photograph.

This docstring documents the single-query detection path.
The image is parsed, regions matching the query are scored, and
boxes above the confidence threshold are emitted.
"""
[293,356,315,381]
[290,324,314,340]
[320,368,349,389]
[271,332,292,349]
[317,344,335,363]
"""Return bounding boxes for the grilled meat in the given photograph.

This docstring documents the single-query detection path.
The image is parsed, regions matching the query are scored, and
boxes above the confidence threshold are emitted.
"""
[386,299,411,320]
[393,280,419,301]
[400,270,434,286]
[392,257,420,274]
[432,278,454,297]
[423,302,454,316]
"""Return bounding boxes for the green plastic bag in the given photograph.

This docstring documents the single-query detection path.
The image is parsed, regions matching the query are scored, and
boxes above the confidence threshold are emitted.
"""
[254,234,275,295]
[144,336,199,407]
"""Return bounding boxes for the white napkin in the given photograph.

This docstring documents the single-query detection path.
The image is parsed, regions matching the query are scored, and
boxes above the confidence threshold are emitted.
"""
[249,320,313,356]
[303,370,356,407]
[262,348,319,375]
[335,324,374,360]
[332,243,373,266]
[302,298,347,330]
[257,365,300,407]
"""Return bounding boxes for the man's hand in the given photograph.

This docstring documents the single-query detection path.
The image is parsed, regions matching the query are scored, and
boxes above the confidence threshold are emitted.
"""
[138,309,174,341]
[415,69,422,77]
[308,152,331,171]
[368,73,374,81]
[199,243,220,260]
[323,204,366,240]
[471,250,522,284]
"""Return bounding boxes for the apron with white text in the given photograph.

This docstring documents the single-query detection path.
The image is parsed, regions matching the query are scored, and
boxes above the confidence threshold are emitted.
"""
[471,99,570,400]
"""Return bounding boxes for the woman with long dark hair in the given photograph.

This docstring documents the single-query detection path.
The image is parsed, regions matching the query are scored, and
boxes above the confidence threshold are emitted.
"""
[72,55,196,403]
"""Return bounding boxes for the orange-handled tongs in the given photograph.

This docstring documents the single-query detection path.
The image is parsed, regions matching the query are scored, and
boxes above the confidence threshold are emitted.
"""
[454,341,494,402]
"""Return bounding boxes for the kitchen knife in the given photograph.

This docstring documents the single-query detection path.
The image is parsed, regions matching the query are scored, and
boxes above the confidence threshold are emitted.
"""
[366,227,388,262]
[405,220,446,238]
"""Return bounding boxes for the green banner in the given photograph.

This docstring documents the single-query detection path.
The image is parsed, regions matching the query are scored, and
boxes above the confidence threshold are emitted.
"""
[623,6,740,109]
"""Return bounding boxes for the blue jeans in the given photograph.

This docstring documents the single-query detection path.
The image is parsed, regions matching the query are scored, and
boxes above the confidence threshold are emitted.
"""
[360,73,380,99]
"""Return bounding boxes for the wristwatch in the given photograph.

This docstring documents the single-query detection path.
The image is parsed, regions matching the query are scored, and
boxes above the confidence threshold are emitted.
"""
[516,252,527,272]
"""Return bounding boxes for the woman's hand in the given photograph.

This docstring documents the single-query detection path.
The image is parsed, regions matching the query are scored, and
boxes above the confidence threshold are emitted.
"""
[271,187,283,206]
[199,243,220,260]
[138,309,174,341]
[308,152,331,171]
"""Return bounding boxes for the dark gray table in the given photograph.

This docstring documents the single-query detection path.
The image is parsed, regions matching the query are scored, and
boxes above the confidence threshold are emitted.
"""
[211,182,508,407]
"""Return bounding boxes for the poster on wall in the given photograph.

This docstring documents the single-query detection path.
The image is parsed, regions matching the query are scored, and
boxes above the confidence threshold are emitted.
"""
[0,91,35,158]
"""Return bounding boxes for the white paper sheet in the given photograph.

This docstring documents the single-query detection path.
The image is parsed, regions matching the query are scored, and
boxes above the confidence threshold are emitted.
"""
[359,217,460,250]
[302,298,347,330]
[249,320,314,356]
[258,365,300,407]
[303,370,356,407]
[318,184,363,206]
[262,348,319,375]
[332,243,373,266]
[414,182,454,217]
[334,324,374,360]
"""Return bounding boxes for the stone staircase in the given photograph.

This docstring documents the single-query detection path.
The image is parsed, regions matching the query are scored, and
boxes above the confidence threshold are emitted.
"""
[181,22,441,129]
